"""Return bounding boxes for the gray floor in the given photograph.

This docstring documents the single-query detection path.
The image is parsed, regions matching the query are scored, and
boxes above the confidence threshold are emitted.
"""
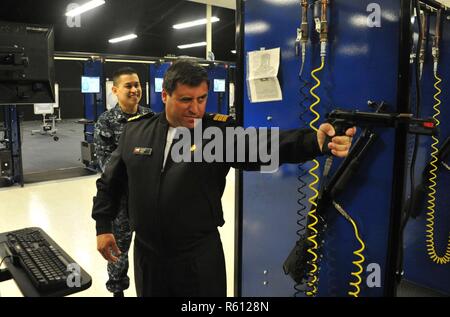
[397,280,448,297]
[21,119,87,176]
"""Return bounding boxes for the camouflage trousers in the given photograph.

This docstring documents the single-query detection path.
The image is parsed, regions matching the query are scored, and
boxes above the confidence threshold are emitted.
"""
[106,200,132,293]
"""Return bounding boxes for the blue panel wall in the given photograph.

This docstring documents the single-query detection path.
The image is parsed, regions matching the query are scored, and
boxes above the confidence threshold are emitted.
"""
[206,64,229,114]
[149,62,229,115]
[403,12,450,295]
[149,62,170,113]
[83,61,104,143]
[241,0,402,296]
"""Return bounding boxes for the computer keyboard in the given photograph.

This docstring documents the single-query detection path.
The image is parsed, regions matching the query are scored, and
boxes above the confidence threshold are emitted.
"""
[5,228,72,292]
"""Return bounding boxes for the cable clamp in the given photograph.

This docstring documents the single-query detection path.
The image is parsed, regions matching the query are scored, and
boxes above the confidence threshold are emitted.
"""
[441,161,450,171]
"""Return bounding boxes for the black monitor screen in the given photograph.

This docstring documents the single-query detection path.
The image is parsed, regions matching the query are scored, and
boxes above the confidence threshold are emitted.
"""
[213,79,226,92]
[0,22,55,105]
[81,76,100,93]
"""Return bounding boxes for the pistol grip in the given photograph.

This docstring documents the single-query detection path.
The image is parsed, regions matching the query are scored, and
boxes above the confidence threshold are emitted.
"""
[322,135,333,156]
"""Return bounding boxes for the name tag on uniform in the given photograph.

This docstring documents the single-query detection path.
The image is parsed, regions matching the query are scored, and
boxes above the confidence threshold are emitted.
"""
[133,147,152,156]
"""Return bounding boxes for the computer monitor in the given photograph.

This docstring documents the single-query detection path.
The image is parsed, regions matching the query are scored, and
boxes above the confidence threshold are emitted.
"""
[213,79,226,92]
[154,77,163,93]
[81,76,100,93]
[0,22,55,105]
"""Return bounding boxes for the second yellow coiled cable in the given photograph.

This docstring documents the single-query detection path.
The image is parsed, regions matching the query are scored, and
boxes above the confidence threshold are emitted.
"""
[305,57,367,296]
[425,72,450,265]
[347,218,366,297]
[305,57,325,296]
[332,201,366,297]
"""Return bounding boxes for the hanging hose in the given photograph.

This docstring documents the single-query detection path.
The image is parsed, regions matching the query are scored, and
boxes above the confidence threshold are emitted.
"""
[425,73,450,265]
[296,166,308,236]
[308,58,367,296]
[299,75,312,128]
[309,59,324,130]
[294,0,312,293]
[305,57,325,296]
[298,0,309,77]
[332,201,366,297]
[347,221,365,297]
[400,0,424,274]
[296,73,313,237]
[293,73,312,296]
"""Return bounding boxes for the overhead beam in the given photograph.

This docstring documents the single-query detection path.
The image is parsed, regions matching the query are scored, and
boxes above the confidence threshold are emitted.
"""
[188,0,236,10]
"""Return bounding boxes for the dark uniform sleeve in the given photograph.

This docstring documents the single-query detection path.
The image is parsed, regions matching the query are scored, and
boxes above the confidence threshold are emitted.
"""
[219,116,323,171]
[277,128,322,163]
[94,114,116,172]
[92,124,128,235]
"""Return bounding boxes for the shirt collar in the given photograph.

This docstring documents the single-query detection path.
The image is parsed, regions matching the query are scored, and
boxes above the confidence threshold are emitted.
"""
[113,103,144,118]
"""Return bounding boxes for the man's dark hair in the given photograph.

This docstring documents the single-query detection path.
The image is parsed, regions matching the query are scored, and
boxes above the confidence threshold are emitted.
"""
[163,59,210,95]
[112,67,139,86]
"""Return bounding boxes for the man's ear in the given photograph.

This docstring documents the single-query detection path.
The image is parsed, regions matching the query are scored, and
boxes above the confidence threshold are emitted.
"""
[161,89,168,104]
[112,85,118,95]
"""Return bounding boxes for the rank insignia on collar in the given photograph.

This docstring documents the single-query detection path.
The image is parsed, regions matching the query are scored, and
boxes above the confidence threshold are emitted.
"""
[128,114,143,122]
[128,112,154,122]
[133,147,152,156]
[213,114,229,122]
[190,144,197,152]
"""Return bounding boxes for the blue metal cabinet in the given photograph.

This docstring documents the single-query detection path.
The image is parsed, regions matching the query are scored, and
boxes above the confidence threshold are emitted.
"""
[83,60,104,143]
[240,0,404,296]
[403,12,450,295]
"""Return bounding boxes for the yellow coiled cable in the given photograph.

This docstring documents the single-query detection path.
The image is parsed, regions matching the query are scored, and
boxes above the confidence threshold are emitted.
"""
[305,57,367,296]
[425,72,450,265]
[332,201,366,297]
[305,57,325,296]
[347,219,366,297]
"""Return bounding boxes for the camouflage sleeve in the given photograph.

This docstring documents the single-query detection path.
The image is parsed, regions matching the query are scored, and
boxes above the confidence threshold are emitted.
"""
[94,114,116,172]
[92,125,128,235]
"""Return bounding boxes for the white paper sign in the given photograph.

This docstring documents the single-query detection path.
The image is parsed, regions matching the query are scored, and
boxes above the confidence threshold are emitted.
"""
[247,47,282,103]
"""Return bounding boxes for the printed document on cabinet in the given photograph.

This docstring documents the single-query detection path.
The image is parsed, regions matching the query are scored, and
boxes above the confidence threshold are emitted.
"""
[246,47,282,103]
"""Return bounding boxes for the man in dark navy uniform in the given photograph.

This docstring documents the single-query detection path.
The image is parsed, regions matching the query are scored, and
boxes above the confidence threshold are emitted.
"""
[94,67,150,297]
[92,59,355,297]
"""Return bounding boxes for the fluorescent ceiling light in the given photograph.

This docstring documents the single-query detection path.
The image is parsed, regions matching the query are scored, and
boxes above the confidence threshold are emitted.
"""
[105,59,155,64]
[173,17,220,29]
[65,0,105,17]
[108,33,138,43]
[54,56,89,61]
[177,42,207,49]
[231,50,236,54]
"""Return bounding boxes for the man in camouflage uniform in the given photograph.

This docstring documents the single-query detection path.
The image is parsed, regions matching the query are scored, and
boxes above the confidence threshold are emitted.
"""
[94,67,151,297]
